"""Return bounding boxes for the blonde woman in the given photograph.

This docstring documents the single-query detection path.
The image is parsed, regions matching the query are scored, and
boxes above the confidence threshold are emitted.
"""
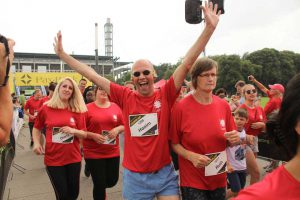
[33,77,87,200]
[239,84,266,184]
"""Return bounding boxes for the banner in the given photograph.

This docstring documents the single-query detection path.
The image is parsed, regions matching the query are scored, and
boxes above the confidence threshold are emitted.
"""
[14,72,91,86]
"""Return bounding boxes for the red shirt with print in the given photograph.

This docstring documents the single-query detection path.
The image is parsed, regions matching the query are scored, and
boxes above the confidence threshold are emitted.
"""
[170,95,236,190]
[34,105,86,166]
[109,76,179,173]
[83,102,123,159]
[24,98,43,122]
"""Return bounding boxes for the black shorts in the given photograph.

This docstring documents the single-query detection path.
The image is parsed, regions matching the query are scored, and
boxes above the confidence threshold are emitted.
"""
[227,170,247,193]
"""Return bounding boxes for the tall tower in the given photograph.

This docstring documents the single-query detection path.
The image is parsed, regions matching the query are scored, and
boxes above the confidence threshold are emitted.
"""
[104,18,113,57]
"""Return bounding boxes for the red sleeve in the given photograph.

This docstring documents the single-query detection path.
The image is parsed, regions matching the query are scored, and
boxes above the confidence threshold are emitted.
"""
[169,103,182,143]
[24,99,30,110]
[264,100,275,116]
[109,82,129,109]
[118,108,124,126]
[33,106,46,130]
[163,76,180,109]
[76,113,86,131]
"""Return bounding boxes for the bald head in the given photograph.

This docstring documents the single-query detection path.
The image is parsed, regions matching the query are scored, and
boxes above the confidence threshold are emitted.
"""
[132,59,154,72]
[131,59,157,97]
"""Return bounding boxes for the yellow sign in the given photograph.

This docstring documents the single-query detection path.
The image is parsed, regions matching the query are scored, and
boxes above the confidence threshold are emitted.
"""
[14,72,92,86]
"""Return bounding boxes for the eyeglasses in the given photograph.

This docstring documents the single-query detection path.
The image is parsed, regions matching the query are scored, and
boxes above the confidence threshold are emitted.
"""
[198,73,218,79]
[245,89,257,95]
[132,70,151,77]
[0,35,10,87]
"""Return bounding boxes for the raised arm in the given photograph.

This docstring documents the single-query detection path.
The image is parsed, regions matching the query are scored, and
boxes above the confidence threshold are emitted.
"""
[173,1,221,90]
[248,75,269,95]
[53,31,111,94]
[0,37,15,147]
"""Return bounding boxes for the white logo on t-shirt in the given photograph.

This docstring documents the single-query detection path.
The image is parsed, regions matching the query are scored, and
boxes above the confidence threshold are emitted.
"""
[154,100,161,109]
[113,115,117,122]
[220,119,225,129]
[70,117,75,126]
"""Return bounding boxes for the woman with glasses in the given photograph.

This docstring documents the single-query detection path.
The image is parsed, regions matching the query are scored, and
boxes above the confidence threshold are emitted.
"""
[32,77,87,200]
[239,84,266,185]
[170,58,240,200]
[82,85,124,200]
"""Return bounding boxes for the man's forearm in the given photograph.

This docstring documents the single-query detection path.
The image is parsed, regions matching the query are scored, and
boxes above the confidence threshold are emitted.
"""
[0,84,13,147]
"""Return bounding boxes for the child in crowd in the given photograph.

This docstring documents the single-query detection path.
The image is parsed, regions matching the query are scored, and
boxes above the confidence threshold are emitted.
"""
[226,108,254,198]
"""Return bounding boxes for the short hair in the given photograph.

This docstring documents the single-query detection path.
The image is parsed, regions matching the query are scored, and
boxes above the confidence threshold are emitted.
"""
[235,80,245,88]
[33,89,41,96]
[48,82,57,92]
[79,78,87,83]
[234,108,248,119]
[215,88,227,96]
[190,58,218,90]
[46,77,87,113]
[277,73,300,159]
[83,86,95,104]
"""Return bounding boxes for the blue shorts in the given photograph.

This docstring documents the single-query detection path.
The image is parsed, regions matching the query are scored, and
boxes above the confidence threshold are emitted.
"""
[122,163,179,200]
[227,170,247,193]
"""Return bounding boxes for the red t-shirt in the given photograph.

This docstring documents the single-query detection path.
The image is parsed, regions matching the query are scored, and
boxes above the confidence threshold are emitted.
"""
[109,76,178,173]
[232,165,300,200]
[240,104,266,136]
[264,91,282,117]
[24,98,43,122]
[40,96,50,105]
[34,105,86,166]
[170,95,236,190]
[83,102,123,159]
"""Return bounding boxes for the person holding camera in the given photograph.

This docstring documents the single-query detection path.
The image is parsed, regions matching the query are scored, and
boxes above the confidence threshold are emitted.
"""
[233,73,300,199]
[0,35,15,147]
[53,2,221,199]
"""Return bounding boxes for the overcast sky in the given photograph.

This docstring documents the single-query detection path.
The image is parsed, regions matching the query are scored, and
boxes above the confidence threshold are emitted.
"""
[1,0,300,65]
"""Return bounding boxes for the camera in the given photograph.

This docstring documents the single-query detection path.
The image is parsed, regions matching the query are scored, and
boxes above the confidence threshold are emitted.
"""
[185,0,225,24]
[185,0,203,24]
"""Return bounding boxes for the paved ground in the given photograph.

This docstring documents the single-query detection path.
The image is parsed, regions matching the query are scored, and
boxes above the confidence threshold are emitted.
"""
[3,125,271,200]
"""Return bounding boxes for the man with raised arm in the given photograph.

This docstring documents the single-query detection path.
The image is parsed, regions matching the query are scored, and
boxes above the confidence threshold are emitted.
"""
[54,2,221,199]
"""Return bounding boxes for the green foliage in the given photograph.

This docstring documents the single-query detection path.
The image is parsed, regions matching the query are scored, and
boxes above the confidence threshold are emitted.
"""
[115,49,300,91]
[116,72,131,85]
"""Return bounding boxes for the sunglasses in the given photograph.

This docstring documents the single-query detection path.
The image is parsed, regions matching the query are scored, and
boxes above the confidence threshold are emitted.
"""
[0,35,10,87]
[132,70,151,77]
[245,89,257,95]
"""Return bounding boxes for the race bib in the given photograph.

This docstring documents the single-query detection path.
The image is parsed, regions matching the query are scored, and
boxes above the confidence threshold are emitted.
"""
[205,150,227,176]
[129,113,159,137]
[102,130,116,145]
[52,127,74,144]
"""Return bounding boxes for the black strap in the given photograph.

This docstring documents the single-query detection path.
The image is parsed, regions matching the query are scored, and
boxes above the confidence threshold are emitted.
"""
[0,35,10,87]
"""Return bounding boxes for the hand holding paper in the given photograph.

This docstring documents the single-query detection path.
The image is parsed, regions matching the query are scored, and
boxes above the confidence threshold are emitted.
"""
[188,151,211,168]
